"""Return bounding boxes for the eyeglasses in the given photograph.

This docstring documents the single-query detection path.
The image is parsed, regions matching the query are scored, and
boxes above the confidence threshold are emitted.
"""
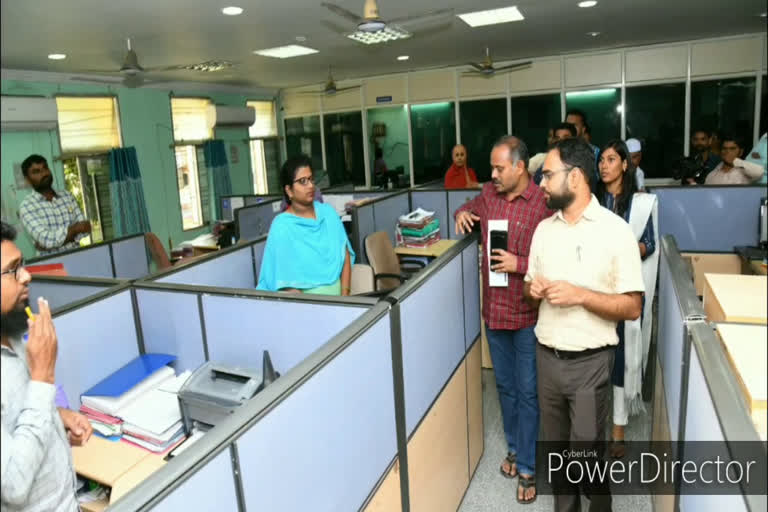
[293,176,315,186]
[1,260,25,281]
[540,166,574,182]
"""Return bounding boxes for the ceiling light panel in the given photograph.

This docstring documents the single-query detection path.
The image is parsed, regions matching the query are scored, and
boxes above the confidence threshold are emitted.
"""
[578,1,598,7]
[221,6,243,15]
[397,55,410,61]
[457,6,524,27]
[253,45,319,58]
[347,26,411,45]
[48,53,67,60]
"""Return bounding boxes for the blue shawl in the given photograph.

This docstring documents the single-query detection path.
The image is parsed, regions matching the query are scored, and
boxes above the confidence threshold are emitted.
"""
[256,201,355,291]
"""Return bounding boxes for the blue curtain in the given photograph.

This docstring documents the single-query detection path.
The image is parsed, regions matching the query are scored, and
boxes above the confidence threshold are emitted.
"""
[203,139,232,220]
[108,147,151,236]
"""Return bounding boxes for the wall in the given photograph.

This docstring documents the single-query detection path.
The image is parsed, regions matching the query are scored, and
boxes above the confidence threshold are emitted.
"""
[1,79,272,257]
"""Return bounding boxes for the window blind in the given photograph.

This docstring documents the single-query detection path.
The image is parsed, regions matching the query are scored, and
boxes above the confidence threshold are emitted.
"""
[247,100,277,138]
[56,97,122,154]
[171,98,214,142]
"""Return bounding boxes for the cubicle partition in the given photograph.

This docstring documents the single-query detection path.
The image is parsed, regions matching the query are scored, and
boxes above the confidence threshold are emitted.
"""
[26,233,150,279]
[349,190,411,263]
[29,275,128,313]
[652,235,766,512]
[221,195,278,222]
[409,187,482,242]
[650,185,765,251]
[235,198,283,242]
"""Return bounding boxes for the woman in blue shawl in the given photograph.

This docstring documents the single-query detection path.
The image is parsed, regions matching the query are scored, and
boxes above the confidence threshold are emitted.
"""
[257,155,354,295]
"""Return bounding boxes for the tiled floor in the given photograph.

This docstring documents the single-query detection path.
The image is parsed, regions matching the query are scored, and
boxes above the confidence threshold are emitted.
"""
[458,369,653,512]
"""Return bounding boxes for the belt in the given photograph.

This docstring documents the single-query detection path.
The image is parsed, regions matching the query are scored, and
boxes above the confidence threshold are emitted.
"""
[540,344,614,360]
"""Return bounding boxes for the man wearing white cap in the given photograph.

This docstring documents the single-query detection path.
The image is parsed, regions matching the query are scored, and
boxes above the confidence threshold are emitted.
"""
[626,138,645,191]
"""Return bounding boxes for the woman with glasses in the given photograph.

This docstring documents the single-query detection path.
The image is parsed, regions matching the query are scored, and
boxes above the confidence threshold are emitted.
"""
[596,140,659,458]
[257,155,355,296]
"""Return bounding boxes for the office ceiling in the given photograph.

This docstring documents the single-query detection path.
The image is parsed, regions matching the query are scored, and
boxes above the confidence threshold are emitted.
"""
[1,0,765,90]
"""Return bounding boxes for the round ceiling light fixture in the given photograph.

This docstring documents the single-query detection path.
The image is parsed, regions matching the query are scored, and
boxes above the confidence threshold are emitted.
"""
[48,53,67,60]
[578,1,598,7]
[221,6,244,15]
[397,55,409,61]
[587,31,600,37]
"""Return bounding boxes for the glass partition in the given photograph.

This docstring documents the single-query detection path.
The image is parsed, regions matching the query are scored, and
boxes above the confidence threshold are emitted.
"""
[691,77,756,149]
[565,88,621,149]
[323,111,365,187]
[460,98,507,182]
[510,93,561,157]
[410,102,456,185]
[367,106,410,188]
[625,83,685,178]
[284,115,323,173]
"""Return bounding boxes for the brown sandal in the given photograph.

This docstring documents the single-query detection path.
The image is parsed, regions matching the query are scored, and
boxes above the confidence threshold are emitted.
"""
[499,452,518,479]
[517,473,537,504]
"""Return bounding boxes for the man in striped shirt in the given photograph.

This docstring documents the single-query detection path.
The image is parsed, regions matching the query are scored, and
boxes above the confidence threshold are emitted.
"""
[455,136,552,504]
[19,155,91,256]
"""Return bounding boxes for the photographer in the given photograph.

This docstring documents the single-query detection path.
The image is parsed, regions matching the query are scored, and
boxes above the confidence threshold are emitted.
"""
[704,135,763,185]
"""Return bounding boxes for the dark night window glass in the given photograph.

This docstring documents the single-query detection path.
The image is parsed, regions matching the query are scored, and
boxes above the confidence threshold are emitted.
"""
[460,97,507,182]
[410,102,456,185]
[510,93,561,157]
[691,77,756,150]
[284,115,322,174]
[566,88,621,149]
[323,111,365,187]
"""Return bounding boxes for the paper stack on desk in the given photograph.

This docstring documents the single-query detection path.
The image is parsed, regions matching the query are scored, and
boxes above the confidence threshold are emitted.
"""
[396,208,440,249]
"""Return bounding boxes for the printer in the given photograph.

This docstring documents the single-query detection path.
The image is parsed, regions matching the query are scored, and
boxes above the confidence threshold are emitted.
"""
[178,351,279,432]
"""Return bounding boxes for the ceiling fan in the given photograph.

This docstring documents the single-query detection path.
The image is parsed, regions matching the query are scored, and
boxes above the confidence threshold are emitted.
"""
[69,38,234,88]
[298,67,361,96]
[464,48,532,77]
[321,0,452,40]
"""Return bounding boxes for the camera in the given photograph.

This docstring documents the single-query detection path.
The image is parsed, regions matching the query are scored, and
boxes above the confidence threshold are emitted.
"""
[671,156,707,185]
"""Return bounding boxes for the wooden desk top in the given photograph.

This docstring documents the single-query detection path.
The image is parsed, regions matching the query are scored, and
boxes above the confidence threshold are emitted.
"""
[703,273,767,325]
[750,260,768,276]
[395,239,457,258]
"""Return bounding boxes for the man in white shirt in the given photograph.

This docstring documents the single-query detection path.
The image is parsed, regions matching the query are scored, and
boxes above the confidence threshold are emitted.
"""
[704,135,763,185]
[626,138,645,191]
[524,138,644,512]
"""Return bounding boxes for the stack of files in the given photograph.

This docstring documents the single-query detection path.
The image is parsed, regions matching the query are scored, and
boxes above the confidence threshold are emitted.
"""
[396,208,441,248]
[79,405,123,438]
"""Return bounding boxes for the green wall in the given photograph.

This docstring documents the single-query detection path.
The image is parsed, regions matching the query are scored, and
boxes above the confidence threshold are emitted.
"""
[1,79,271,257]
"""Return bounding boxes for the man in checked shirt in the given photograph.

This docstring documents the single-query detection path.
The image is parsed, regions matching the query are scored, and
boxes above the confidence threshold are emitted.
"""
[19,155,91,256]
[455,135,552,504]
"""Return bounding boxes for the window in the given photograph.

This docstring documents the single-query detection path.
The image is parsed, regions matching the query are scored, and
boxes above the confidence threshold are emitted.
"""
[565,88,621,149]
[691,77,756,150]
[510,93,561,157]
[759,75,766,139]
[460,98,507,182]
[367,106,410,188]
[62,155,112,243]
[171,98,214,230]
[323,111,365,187]
[247,100,280,194]
[625,83,685,178]
[284,115,323,179]
[410,102,456,185]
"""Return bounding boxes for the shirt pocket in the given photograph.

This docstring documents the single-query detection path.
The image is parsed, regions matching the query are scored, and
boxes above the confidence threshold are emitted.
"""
[511,221,534,256]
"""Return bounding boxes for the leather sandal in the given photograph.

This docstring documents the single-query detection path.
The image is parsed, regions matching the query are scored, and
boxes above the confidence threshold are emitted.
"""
[517,473,537,504]
[499,452,518,479]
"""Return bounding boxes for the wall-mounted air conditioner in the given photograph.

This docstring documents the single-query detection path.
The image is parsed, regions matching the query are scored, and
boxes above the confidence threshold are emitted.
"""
[1,96,59,132]
[214,105,255,127]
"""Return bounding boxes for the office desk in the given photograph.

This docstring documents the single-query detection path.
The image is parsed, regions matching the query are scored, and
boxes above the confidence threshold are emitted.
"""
[191,244,219,257]
[750,260,768,276]
[734,245,768,276]
[394,239,457,259]
[702,273,768,324]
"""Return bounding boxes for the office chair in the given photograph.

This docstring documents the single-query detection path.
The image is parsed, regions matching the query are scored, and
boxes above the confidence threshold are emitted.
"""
[350,263,375,295]
[364,231,426,292]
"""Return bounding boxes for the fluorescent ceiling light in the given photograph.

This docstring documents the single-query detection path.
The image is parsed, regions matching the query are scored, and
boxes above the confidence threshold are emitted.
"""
[221,6,243,15]
[347,26,411,45]
[253,45,318,58]
[761,12,767,17]
[457,6,524,27]
[48,53,66,60]
[587,31,600,37]
[397,55,410,61]
[566,88,616,97]
[578,1,598,7]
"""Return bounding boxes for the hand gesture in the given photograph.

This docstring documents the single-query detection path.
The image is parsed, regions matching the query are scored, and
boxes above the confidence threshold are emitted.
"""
[59,409,93,446]
[529,276,551,300]
[455,211,480,235]
[26,298,58,384]
[543,280,585,307]
[490,249,518,274]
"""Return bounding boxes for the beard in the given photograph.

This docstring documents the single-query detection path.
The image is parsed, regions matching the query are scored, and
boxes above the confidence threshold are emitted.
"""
[0,300,30,340]
[32,175,53,193]
[545,188,576,210]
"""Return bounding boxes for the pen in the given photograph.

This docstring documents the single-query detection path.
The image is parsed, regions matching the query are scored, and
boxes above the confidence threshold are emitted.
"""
[25,306,35,322]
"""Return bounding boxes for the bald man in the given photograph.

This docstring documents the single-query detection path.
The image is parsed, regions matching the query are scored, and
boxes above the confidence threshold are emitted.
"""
[445,144,481,189]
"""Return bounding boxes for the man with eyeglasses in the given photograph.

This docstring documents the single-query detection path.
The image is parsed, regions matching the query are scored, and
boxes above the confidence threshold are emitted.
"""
[1,221,90,511]
[524,138,644,512]
[19,154,91,256]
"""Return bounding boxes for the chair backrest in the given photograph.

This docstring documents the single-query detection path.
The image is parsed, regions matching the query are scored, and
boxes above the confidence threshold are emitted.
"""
[350,264,375,295]
[364,231,401,291]
[145,232,172,270]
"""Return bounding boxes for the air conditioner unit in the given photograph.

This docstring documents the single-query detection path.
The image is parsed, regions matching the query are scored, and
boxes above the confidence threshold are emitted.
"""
[214,105,255,127]
[1,96,59,132]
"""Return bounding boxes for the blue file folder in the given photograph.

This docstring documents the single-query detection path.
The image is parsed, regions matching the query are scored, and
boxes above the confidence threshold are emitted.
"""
[83,353,176,398]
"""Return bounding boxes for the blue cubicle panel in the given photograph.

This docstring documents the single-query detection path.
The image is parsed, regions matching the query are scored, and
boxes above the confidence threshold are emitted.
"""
[399,256,465,435]
[136,289,207,373]
[373,192,411,245]
[448,190,481,240]
[156,245,256,289]
[111,236,149,279]
[658,249,686,441]
[38,245,113,278]
[252,241,266,279]
[410,190,449,241]
[235,315,397,512]
[149,448,240,512]
[202,295,370,374]
[29,280,111,312]
[53,291,141,405]
[652,186,765,251]
[355,204,376,263]
[461,242,481,350]
[237,201,281,242]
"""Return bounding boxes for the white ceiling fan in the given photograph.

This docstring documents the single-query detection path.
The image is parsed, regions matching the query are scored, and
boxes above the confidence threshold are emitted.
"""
[69,38,234,88]
[298,67,361,96]
[464,48,532,77]
[321,0,453,43]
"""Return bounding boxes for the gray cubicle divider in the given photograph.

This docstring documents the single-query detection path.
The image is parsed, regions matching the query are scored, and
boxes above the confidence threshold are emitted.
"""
[222,195,278,222]
[235,198,283,242]
[651,185,766,251]
[448,189,482,239]
[350,190,411,263]
[29,275,127,313]
[26,233,150,279]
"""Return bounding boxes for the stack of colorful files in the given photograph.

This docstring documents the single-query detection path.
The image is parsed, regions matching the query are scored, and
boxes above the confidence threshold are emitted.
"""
[79,354,190,455]
[396,208,441,249]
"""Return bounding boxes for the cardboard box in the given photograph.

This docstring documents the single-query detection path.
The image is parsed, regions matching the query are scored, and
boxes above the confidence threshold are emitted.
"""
[72,436,166,511]
[702,273,767,325]
[680,253,742,297]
